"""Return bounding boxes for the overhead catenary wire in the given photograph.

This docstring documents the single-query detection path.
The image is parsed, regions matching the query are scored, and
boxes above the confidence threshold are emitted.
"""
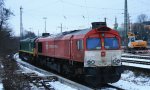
[57,0,124,19]
[83,0,90,26]
[136,0,150,6]
[127,0,150,15]
[125,0,150,24]
[57,0,124,23]
[56,0,124,11]
[56,0,125,30]
[23,0,125,21]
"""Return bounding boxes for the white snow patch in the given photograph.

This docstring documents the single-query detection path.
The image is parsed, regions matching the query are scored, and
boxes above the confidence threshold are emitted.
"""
[101,88,117,90]
[0,64,4,68]
[122,57,150,63]
[122,53,149,57]
[122,62,150,69]
[49,81,77,90]
[14,53,77,90]
[13,53,19,60]
[19,64,45,76]
[111,70,150,90]
[19,63,77,90]
[0,83,3,90]
[13,53,45,76]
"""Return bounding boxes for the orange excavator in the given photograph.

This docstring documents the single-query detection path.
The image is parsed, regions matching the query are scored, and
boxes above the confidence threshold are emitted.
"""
[127,32,148,53]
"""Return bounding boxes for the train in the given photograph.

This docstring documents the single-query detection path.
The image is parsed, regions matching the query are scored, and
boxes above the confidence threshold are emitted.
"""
[19,22,123,87]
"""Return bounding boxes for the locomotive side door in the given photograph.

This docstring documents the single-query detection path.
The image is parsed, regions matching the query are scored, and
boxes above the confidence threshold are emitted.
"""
[34,40,39,57]
[70,35,84,62]
[70,35,74,61]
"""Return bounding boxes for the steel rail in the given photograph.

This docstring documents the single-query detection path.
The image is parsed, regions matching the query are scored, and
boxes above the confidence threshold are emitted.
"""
[121,54,150,69]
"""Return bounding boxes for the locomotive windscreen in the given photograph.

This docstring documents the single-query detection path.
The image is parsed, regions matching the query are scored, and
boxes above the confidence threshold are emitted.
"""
[87,38,101,50]
[104,38,119,49]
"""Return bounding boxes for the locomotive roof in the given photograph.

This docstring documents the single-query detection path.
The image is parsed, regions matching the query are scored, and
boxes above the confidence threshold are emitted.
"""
[53,28,91,39]
[65,28,91,35]
[20,37,37,42]
[37,26,119,41]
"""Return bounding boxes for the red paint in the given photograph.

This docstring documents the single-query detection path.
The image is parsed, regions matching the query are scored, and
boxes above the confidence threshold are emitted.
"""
[101,51,106,57]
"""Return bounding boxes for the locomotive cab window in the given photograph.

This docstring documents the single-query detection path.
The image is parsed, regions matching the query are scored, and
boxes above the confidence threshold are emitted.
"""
[38,42,42,53]
[104,37,119,49]
[87,38,101,50]
[77,40,83,50]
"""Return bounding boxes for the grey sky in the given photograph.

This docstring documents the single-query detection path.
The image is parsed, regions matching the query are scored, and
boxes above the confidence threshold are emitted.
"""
[5,0,150,36]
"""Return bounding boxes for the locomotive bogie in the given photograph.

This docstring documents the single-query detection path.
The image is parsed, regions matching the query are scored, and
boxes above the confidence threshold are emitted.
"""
[84,66,122,87]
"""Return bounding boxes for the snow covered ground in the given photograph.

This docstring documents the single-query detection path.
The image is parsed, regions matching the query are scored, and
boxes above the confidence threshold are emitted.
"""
[0,58,4,90]
[19,64,78,90]
[14,53,150,90]
[111,70,150,90]
[14,54,78,90]
[0,83,3,90]
[49,82,77,90]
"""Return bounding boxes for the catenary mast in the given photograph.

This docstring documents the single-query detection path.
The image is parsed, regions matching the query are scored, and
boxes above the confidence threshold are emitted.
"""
[124,0,128,46]
[20,6,23,39]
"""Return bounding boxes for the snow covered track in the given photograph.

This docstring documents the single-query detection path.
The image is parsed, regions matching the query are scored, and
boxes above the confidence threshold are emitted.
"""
[13,54,124,90]
[121,53,150,69]
[13,54,93,90]
[17,71,57,90]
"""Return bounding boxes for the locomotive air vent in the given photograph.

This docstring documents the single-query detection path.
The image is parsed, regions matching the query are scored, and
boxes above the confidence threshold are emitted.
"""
[97,27,111,31]
[42,33,50,37]
[92,22,107,29]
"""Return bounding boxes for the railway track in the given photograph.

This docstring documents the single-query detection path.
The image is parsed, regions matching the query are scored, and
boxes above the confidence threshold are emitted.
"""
[97,84,124,90]
[122,53,150,59]
[13,54,123,90]
[16,71,57,90]
[15,58,92,90]
[121,53,150,69]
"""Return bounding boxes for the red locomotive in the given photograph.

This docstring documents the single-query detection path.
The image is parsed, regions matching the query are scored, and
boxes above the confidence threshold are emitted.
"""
[19,22,123,87]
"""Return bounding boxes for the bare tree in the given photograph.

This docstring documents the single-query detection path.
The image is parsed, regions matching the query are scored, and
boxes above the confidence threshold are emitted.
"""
[0,0,4,6]
[137,14,148,23]
[0,0,19,56]
[0,0,4,31]
[0,8,13,31]
[24,30,36,38]
[131,14,149,41]
[0,0,13,31]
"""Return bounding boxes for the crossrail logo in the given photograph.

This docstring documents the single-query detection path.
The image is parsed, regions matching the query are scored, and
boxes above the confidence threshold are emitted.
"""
[49,45,58,48]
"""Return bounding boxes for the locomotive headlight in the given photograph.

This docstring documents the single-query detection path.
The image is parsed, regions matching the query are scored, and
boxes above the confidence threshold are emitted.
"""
[113,59,117,63]
[116,59,121,64]
[91,60,95,64]
[87,60,95,65]
[87,60,91,65]
[112,59,120,65]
